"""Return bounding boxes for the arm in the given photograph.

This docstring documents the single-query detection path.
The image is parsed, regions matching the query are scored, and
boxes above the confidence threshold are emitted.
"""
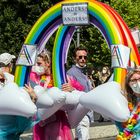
[24,84,37,103]
[61,83,74,92]
[66,75,85,91]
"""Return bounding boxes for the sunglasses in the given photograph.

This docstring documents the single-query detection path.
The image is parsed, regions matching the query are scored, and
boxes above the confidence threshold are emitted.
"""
[78,56,87,60]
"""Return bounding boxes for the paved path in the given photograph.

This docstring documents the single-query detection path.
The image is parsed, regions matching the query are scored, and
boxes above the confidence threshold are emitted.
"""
[93,137,116,140]
[21,122,118,140]
[20,113,118,140]
[89,122,118,139]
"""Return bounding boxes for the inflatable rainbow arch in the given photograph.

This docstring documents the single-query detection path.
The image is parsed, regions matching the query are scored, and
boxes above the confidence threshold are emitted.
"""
[14,0,140,89]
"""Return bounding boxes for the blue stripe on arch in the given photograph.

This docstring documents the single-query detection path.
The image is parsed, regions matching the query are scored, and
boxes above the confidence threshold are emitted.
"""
[30,11,61,44]
[59,26,70,85]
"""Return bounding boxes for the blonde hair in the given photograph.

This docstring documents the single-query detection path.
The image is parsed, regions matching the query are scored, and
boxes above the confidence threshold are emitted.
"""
[38,50,51,64]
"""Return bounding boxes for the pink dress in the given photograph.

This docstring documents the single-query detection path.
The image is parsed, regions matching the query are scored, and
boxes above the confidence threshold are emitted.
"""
[30,72,73,140]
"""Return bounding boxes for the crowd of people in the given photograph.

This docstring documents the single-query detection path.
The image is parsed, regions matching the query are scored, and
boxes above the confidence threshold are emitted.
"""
[0,47,140,140]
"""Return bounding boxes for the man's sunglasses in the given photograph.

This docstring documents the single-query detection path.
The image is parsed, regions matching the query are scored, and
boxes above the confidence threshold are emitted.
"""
[78,56,87,60]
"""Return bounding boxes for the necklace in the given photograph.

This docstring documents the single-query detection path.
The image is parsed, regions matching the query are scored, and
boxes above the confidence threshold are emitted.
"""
[40,75,53,88]
[117,102,140,140]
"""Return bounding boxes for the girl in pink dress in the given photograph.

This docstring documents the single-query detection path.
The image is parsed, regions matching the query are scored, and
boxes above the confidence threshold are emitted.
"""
[30,51,73,140]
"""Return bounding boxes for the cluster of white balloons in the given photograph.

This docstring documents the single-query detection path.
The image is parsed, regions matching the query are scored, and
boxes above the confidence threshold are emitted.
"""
[0,81,130,128]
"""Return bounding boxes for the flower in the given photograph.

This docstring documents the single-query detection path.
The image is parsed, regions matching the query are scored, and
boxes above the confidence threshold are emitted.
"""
[117,102,140,140]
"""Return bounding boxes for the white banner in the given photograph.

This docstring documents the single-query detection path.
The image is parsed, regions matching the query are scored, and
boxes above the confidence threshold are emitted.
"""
[131,29,140,46]
[111,44,131,69]
[16,44,37,66]
[62,3,89,25]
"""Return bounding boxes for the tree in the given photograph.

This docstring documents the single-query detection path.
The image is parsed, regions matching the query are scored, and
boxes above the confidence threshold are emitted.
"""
[0,0,139,68]
[68,0,140,69]
[111,0,140,28]
[0,0,53,56]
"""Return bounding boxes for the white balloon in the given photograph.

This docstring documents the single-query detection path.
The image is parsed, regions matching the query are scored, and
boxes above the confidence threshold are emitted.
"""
[46,87,66,104]
[62,90,83,110]
[0,82,37,117]
[34,85,54,108]
[67,103,89,128]
[37,102,65,121]
[65,90,83,105]
[36,87,66,120]
[63,90,89,128]
[19,87,33,100]
[80,81,130,122]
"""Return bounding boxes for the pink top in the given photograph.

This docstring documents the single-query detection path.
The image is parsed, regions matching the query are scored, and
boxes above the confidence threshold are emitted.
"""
[30,71,73,140]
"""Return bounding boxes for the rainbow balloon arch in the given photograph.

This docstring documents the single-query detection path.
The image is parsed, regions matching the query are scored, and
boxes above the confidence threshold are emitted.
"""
[15,0,140,89]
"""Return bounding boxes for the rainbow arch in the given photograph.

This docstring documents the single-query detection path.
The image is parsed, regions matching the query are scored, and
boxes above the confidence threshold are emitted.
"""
[15,0,140,88]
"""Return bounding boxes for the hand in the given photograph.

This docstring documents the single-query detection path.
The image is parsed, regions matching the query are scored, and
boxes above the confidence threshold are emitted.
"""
[24,84,37,103]
[61,83,74,92]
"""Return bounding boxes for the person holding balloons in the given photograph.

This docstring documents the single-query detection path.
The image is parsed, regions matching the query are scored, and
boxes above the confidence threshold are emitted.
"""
[30,50,73,140]
[0,53,37,140]
[66,47,94,140]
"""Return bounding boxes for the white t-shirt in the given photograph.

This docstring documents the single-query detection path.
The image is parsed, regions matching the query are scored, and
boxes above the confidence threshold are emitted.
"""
[0,72,14,89]
[4,72,14,83]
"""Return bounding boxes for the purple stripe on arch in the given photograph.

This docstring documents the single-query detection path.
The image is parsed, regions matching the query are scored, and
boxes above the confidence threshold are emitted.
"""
[59,18,111,84]
[90,17,111,47]
[61,26,76,83]
[38,19,62,53]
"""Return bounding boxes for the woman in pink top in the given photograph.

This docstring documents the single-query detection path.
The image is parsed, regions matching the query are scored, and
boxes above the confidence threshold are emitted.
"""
[30,50,73,140]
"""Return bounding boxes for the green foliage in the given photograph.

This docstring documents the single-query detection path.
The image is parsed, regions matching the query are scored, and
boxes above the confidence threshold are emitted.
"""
[110,0,140,28]
[67,25,111,71]
[80,26,111,68]
[0,0,139,69]
[68,0,140,70]
[0,0,52,56]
